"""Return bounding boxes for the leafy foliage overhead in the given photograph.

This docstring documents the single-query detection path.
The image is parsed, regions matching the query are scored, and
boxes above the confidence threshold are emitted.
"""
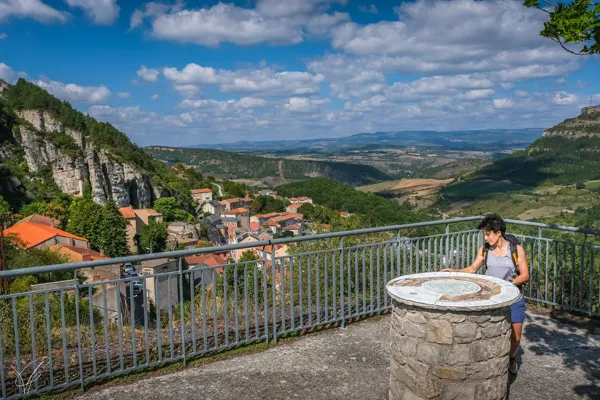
[523,0,600,55]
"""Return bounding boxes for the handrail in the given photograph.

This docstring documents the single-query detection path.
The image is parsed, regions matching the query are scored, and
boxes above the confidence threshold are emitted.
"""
[0,215,598,278]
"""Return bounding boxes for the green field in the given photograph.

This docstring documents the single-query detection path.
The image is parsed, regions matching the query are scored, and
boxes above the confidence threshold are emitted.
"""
[442,180,530,201]
[585,180,600,190]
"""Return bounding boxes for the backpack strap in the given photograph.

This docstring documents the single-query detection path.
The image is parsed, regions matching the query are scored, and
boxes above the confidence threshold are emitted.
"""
[481,242,490,274]
[504,234,520,274]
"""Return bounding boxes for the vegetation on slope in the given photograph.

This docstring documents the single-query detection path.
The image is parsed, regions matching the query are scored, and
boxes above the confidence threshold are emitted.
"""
[147,146,392,186]
[276,178,426,226]
[470,135,600,186]
[0,79,212,210]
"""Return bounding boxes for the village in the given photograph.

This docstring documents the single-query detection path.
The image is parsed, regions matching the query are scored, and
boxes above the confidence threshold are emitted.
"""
[1,188,356,319]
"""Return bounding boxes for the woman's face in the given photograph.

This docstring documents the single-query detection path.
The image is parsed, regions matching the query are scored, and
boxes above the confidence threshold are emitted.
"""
[483,229,502,246]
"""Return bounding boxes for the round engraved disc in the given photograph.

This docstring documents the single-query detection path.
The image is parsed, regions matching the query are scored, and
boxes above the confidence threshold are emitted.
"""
[422,279,481,296]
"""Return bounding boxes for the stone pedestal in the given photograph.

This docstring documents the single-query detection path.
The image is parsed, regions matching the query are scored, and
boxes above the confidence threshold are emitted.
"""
[386,272,520,400]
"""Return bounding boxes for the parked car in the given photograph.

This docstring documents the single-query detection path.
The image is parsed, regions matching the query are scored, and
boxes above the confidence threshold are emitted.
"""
[124,262,134,275]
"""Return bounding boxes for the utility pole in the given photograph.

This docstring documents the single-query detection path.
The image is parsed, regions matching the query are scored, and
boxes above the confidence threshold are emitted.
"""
[0,212,15,294]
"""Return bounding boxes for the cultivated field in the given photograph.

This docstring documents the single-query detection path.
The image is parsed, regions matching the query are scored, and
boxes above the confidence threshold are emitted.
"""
[359,178,454,210]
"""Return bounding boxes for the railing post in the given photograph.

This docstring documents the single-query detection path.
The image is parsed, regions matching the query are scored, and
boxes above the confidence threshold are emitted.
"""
[271,245,278,344]
[340,237,345,328]
[262,246,269,344]
[537,227,542,307]
[396,230,402,277]
[178,257,187,366]
[445,224,450,269]
[73,270,85,391]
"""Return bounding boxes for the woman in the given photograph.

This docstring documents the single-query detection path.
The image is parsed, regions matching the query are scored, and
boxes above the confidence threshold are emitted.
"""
[442,214,529,375]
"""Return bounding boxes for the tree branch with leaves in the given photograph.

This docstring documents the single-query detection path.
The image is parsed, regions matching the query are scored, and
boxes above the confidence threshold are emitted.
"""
[523,0,600,55]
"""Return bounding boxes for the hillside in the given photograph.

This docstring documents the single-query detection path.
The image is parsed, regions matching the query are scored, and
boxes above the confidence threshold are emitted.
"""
[466,105,600,187]
[193,128,543,153]
[147,146,392,186]
[0,79,208,210]
[276,178,425,226]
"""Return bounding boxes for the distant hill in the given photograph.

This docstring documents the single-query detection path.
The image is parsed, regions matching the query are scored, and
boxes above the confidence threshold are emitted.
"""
[146,146,392,186]
[458,106,600,187]
[192,128,543,153]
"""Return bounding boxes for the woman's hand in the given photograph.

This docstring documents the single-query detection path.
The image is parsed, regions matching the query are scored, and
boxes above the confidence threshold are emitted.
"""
[440,269,453,272]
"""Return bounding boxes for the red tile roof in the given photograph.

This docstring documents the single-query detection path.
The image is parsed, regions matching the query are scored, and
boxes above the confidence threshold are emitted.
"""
[16,214,61,228]
[118,206,136,219]
[264,219,279,227]
[185,253,227,273]
[192,188,212,194]
[288,204,302,209]
[140,208,162,217]
[4,222,88,250]
[224,207,249,215]
[50,244,110,261]
[250,221,260,231]
[273,214,295,222]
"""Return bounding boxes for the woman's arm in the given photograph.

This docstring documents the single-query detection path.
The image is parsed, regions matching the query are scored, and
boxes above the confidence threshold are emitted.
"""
[511,244,529,286]
[442,246,484,273]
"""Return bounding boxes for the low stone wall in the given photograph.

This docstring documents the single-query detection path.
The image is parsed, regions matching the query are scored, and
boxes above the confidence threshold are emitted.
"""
[389,299,512,400]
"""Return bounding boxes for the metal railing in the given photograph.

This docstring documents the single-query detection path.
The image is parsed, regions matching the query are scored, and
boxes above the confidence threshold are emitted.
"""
[0,216,598,399]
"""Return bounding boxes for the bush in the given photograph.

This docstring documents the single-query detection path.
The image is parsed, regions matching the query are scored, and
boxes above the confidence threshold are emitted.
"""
[575,182,585,190]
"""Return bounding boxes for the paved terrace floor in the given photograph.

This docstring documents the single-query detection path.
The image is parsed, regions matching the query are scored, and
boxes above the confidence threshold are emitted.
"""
[77,311,600,400]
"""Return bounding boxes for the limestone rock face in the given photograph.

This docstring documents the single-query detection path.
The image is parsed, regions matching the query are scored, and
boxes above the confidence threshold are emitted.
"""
[15,109,157,207]
[542,105,600,139]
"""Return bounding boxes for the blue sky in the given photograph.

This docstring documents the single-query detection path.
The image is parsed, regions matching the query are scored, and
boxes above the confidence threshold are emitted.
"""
[0,0,599,146]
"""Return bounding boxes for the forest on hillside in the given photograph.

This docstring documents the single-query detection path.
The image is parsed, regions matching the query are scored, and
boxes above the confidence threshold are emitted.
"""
[147,146,391,186]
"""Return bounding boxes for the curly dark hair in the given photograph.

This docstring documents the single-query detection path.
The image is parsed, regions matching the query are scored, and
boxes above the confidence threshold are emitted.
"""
[477,213,506,236]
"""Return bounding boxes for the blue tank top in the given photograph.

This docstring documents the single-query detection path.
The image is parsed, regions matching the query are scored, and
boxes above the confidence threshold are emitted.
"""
[485,244,517,283]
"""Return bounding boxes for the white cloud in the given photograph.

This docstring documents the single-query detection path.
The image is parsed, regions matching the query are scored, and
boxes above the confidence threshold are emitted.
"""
[151,94,159,100]
[137,66,159,82]
[132,0,348,46]
[575,80,589,89]
[456,89,495,100]
[492,98,514,109]
[285,97,330,112]
[551,91,578,105]
[0,63,15,83]
[358,4,378,14]
[179,97,267,111]
[116,91,130,99]
[66,0,119,25]
[0,33,6,39]
[34,78,111,104]
[556,77,567,85]
[163,63,323,97]
[174,84,200,98]
[500,82,513,90]
[0,0,68,23]
[515,90,528,98]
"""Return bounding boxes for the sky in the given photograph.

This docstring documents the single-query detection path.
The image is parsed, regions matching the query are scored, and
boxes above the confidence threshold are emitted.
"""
[0,0,599,146]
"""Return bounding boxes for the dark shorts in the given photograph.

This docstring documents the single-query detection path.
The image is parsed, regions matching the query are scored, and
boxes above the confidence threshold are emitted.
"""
[510,296,526,323]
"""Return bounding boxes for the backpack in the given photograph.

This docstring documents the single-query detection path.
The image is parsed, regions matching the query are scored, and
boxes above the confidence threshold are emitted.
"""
[482,233,520,278]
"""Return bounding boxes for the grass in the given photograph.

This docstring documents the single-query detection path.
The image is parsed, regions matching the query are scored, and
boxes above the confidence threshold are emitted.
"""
[585,180,600,190]
[443,180,530,201]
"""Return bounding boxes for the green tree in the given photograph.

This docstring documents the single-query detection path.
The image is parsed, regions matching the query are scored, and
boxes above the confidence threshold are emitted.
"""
[137,219,168,253]
[576,182,586,189]
[0,195,11,213]
[223,180,247,198]
[99,200,130,257]
[523,0,600,55]
[44,201,69,227]
[251,195,287,214]
[154,197,191,222]
[19,201,46,217]
[67,198,104,250]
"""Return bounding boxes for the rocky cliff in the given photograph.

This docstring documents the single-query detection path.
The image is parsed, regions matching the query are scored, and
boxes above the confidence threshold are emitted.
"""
[542,105,600,138]
[13,109,154,207]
